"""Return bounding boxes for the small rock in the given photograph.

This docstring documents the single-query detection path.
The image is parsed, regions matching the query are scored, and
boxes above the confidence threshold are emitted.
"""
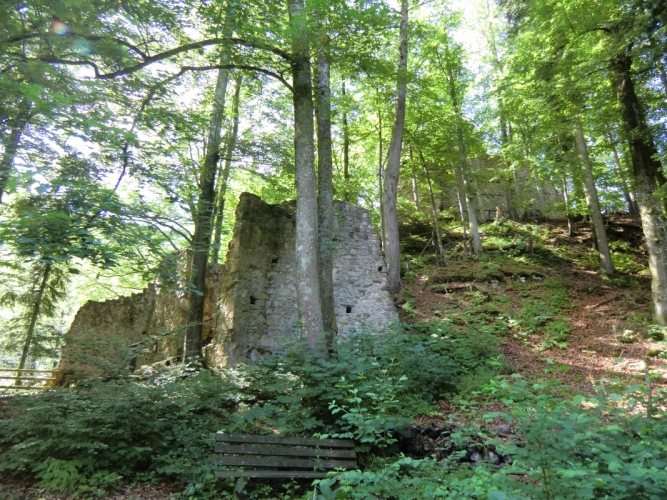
[490,425,513,436]
[470,452,483,463]
[487,451,500,465]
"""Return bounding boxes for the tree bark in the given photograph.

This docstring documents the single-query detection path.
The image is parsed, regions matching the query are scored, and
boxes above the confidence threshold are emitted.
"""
[447,162,470,252]
[607,131,637,215]
[444,49,482,255]
[500,114,517,221]
[183,57,230,362]
[377,88,385,250]
[572,116,615,276]
[561,174,575,237]
[382,0,409,293]
[0,98,32,203]
[409,147,420,210]
[529,156,545,213]
[17,263,51,381]
[316,34,337,349]
[612,50,667,325]
[419,150,446,265]
[342,79,350,184]
[289,0,324,348]
[211,73,244,264]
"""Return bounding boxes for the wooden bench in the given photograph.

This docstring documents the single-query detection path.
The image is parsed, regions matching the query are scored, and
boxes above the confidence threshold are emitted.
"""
[214,433,357,483]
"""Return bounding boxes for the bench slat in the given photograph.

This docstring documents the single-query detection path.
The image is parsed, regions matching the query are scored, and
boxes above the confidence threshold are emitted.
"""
[215,456,357,470]
[215,470,330,479]
[216,433,354,448]
[215,444,356,459]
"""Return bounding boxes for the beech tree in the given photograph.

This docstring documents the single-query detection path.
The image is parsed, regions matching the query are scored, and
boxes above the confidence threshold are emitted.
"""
[383,0,409,293]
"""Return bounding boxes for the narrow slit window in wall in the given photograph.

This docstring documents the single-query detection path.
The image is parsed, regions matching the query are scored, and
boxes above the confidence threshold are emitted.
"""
[345,306,352,314]
[378,266,383,272]
[272,257,279,265]
[250,296,257,305]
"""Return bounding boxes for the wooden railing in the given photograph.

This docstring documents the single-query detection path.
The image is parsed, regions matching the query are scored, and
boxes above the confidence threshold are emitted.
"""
[0,368,62,390]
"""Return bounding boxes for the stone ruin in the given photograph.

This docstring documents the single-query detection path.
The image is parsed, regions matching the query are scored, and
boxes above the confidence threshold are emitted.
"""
[438,155,563,221]
[58,193,398,379]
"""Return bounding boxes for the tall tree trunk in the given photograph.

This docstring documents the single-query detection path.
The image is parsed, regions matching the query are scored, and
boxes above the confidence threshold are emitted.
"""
[500,114,516,220]
[607,131,637,215]
[289,0,324,348]
[183,58,230,362]
[418,151,446,265]
[316,34,337,349]
[16,263,51,382]
[0,98,32,203]
[411,175,420,211]
[444,50,482,254]
[612,50,667,325]
[342,79,350,184]
[450,162,471,252]
[561,174,575,237]
[533,164,545,213]
[572,117,615,276]
[377,88,385,249]
[382,0,409,293]
[211,73,244,264]
[409,147,420,210]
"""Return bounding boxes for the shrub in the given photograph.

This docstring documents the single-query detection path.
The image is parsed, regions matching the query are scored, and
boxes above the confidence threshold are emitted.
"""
[0,366,238,495]
[0,323,502,497]
[316,376,667,499]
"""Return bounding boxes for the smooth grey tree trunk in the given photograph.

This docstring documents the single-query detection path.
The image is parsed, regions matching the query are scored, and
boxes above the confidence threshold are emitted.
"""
[444,52,482,255]
[211,73,243,264]
[183,57,230,362]
[289,0,324,348]
[572,117,615,276]
[561,174,575,237]
[500,115,517,221]
[0,98,32,203]
[316,35,337,349]
[419,151,446,265]
[531,163,545,213]
[612,50,667,325]
[17,263,51,381]
[607,131,637,215]
[450,162,469,240]
[342,79,350,184]
[469,161,484,220]
[377,89,385,250]
[409,148,420,210]
[382,0,408,293]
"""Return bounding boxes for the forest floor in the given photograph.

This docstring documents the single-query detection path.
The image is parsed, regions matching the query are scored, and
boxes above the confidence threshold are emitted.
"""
[400,214,664,423]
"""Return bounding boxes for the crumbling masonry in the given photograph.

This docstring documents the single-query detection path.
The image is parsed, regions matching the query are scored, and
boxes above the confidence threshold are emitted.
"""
[58,193,398,377]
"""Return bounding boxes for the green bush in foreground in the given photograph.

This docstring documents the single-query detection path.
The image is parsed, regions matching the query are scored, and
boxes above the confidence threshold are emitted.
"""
[0,322,500,498]
[4,326,666,499]
[317,376,667,499]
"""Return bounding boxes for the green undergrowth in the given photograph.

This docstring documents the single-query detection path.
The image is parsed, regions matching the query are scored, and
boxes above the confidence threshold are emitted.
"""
[0,322,501,499]
[316,376,667,500]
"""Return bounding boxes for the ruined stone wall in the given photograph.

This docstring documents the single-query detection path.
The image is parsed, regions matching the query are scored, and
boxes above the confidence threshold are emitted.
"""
[205,193,398,367]
[58,288,157,380]
[438,156,562,220]
[59,259,220,380]
[59,194,398,376]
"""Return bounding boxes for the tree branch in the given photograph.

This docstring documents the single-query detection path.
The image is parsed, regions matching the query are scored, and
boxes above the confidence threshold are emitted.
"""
[95,37,292,79]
